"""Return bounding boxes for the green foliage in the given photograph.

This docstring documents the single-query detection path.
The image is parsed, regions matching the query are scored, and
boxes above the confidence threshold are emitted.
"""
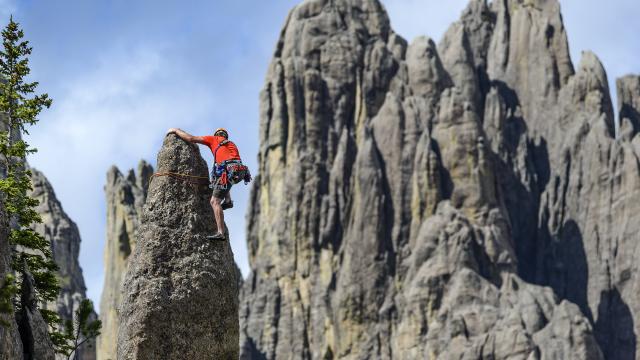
[0,15,65,352]
[0,17,104,360]
[56,299,102,360]
[41,308,72,354]
[0,274,17,326]
[0,17,52,131]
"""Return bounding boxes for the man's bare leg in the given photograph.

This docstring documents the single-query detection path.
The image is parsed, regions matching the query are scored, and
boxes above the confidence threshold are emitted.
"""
[221,191,233,210]
[210,196,225,235]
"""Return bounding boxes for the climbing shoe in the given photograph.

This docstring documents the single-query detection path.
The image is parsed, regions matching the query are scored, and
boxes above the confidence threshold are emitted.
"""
[207,232,226,241]
[221,199,234,210]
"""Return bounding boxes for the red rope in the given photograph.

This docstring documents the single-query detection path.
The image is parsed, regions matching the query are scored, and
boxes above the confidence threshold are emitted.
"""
[150,172,210,187]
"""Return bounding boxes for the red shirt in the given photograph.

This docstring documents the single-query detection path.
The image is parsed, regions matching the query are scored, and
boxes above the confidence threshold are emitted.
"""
[201,136,242,164]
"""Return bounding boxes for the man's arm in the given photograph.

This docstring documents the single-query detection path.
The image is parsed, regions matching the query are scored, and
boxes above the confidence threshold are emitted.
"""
[166,128,207,144]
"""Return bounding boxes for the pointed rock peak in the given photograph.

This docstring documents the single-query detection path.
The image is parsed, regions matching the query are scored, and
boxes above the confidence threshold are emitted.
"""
[577,51,609,88]
[408,36,438,58]
[106,161,154,193]
[488,0,574,91]
[279,0,391,58]
[557,51,615,137]
[440,22,467,55]
[100,160,152,360]
[136,159,154,193]
[296,0,390,33]
[454,0,493,63]
[572,51,615,134]
[448,0,491,38]
[118,134,238,359]
[439,21,482,108]
[407,36,451,98]
[495,0,562,15]
[407,36,437,63]
[29,168,56,199]
[126,169,136,184]
[154,134,208,179]
[106,165,123,186]
[462,0,489,16]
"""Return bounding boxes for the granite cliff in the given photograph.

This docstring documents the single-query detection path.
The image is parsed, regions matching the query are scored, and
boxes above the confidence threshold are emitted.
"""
[97,161,152,360]
[29,169,97,360]
[0,167,96,360]
[0,122,56,360]
[239,0,640,359]
[0,200,27,360]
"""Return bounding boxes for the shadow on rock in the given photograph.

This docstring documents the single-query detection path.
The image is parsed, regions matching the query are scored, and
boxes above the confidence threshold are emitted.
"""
[595,289,636,360]
[544,220,593,322]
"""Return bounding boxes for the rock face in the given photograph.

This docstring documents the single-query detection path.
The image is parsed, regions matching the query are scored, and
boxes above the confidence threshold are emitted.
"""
[0,168,77,360]
[0,166,91,360]
[16,269,56,360]
[534,56,640,359]
[97,161,152,360]
[618,75,640,139]
[117,135,238,359]
[0,123,54,360]
[240,0,639,358]
[29,168,96,360]
[0,201,24,360]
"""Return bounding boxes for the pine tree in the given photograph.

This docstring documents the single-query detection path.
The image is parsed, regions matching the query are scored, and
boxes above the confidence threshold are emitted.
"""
[0,273,17,326]
[0,15,67,351]
[61,299,102,360]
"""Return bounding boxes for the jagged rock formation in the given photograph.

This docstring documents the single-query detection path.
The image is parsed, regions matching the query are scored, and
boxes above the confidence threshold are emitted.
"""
[0,128,59,358]
[117,135,238,359]
[240,0,639,358]
[97,161,152,360]
[0,165,91,359]
[532,57,640,359]
[0,122,96,359]
[29,168,96,360]
[0,169,73,360]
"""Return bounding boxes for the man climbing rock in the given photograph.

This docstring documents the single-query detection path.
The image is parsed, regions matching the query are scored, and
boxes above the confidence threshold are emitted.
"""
[166,127,250,240]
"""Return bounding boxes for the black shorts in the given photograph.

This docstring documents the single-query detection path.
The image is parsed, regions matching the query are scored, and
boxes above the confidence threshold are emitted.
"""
[212,178,231,199]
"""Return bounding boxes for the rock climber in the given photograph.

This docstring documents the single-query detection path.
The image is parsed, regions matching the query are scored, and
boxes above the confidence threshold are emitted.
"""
[166,127,250,240]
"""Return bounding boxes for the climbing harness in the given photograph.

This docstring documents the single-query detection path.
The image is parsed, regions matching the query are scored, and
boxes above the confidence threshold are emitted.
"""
[210,160,251,189]
[210,140,252,190]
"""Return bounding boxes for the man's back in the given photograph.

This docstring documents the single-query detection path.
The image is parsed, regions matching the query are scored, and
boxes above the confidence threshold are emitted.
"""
[201,135,241,163]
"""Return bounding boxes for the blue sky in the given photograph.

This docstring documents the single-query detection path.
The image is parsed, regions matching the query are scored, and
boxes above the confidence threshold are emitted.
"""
[4,0,638,309]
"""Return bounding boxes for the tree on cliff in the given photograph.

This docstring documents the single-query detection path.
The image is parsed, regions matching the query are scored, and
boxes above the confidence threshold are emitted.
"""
[60,299,101,360]
[0,15,68,352]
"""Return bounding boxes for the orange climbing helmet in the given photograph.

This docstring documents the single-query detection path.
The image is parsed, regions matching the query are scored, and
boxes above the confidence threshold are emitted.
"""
[214,128,229,139]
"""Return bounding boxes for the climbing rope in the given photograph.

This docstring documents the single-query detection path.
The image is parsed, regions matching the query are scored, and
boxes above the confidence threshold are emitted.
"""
[150,172,210,187]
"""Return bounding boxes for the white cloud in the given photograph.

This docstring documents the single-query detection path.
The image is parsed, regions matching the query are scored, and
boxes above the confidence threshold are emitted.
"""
[42,46,214,163]
[19,0,640,311]
[26,44,217,305]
